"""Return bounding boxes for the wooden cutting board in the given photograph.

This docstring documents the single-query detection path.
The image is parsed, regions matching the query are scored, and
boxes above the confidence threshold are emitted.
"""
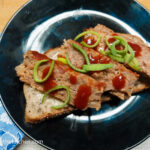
[0,0,149,32]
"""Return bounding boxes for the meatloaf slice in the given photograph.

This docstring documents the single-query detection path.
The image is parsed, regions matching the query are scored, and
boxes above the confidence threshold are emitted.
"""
[85,24,150,78]
[45,39,139,100]
[15,50,105,110]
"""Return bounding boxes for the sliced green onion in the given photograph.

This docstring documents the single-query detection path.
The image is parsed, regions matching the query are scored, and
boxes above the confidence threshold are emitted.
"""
[111,37,128,56]
[33,60,55,83]
[105,35,141,71]
[82,64,114,71]
[72,43,90,65]
[105,37,112,49]
[107,54,125,63]
[99,49,106,55]
[57,57,68,64]
[111,40,121,56]
[42,85,70,109]
[66,53,87,73]
[125,53,141,71]
[128,60,141,71]
[125,45,135,63]
[105,50,111,55]
[74,31,101,48]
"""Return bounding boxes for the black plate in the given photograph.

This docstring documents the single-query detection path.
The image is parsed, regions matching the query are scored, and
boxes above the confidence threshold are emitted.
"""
[0,0,150,150]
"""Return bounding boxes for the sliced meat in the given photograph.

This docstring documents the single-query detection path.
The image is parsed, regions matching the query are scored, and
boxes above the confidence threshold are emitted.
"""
[133,76,150,93]
[15,50,105,110]
[45,39,139,100]
[85,24,150,78]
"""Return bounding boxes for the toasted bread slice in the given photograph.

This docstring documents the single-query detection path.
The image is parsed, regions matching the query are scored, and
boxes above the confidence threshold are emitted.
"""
[24,83,112,123]
[24,84,74,123]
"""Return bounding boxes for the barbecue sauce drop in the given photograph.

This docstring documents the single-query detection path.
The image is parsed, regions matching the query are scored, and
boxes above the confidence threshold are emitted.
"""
[107,38,124,50]
[83,36,96,45]
[69,75,77,84]
[112,74,126,90]
[74,84,91,109]
[32,51,49,60]
[108,38,116,44]
[128,42,141,57]
[88,53,110,64]
[42,67,57,91]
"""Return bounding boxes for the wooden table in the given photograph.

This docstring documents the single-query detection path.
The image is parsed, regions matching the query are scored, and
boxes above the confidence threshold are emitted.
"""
[0,0,149,32]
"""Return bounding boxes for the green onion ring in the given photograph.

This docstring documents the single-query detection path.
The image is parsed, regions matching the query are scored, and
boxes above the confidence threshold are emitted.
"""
[105,35,140,71]
[82,64,114,71]
[107,54,125,63]
[125,53,141,71]
[128,60,141,71]
[99,50,106,55]
[72,43,90,65]
[111,37,128,56]
[74,31,101,48]
[126,45,135,63]
[111,40,121,56]
[66,53,87,73]
[105,37,112,49]
[33,60,55,83]
[42,85,71,109]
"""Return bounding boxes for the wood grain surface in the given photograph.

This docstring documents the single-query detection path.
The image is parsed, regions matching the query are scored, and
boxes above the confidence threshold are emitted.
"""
[0,0,149,32]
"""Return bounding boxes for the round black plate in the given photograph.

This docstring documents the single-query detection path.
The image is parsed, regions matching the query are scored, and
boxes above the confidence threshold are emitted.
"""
[0,0,150,150]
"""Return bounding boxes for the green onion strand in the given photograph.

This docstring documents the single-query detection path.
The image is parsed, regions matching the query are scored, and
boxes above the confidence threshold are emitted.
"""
[125,53,141,71]
[82,64,114,71]
[104,35,140,71]
[111,37,128,56]
[74,31,101,48]
[107,54,125,63]
[66,53,87,73]
[125,45,135,63]
[33,60,55,83]
[72,43,90,65]
[99,50,106,55]
[105,37,112,49]
[42,85,71,109]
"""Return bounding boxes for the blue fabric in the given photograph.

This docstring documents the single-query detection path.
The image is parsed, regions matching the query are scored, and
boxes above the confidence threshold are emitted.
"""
[0,100,24,150]
[0,33,24,150]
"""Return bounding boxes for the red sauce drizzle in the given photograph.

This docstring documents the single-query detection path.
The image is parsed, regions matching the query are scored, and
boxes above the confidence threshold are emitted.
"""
[83,36,96,45]
[108,38,116,44]
[74,84,91,109]
[115,44,124,50]
[112,74,126,90]
[105,38,124,50]
[128,42,142,57]
[104,38,116,51]
[42,67,57,91]
[88,53,111,64]
[69,74,77,84]
[32,51,49,60]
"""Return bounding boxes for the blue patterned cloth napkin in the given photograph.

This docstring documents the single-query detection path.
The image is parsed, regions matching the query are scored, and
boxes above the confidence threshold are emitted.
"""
[0,99,24,150]
[0,33,24,150]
